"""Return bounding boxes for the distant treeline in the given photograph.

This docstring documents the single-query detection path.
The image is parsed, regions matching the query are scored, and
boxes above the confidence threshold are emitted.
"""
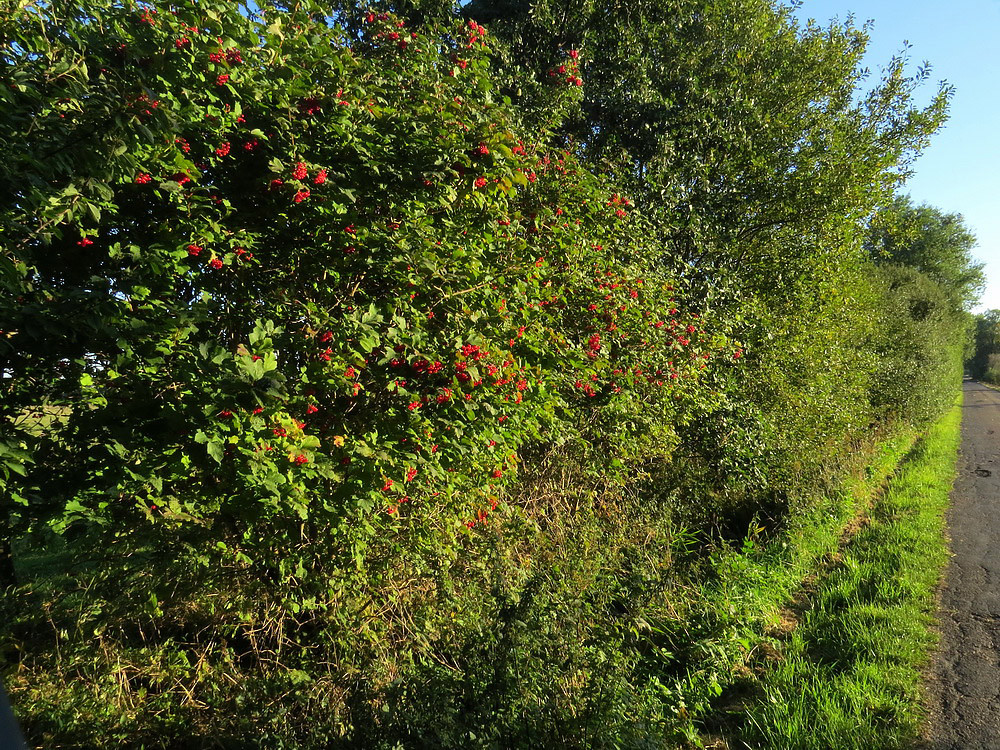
[969,310,1000,382]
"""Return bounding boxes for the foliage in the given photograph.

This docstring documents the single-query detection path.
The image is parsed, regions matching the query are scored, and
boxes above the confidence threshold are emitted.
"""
[867,196,984,310]
[1,0,727,591]
[967,309,1000,381]
[864,198,978,422]
[462,0,957,533]
[869,265,966,425]
[0,0,977,746]
[463,0,950,270]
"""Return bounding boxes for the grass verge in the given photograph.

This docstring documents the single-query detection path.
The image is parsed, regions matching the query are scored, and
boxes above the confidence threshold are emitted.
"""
[648,422,925,745]
[708,397,962,749]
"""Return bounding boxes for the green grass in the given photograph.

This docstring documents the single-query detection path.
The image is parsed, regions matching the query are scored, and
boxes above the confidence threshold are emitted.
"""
[714,398,962,749]
[660,424,925,744]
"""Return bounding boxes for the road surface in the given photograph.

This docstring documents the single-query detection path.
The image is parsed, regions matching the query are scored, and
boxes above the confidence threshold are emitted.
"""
[923,380,1000,748]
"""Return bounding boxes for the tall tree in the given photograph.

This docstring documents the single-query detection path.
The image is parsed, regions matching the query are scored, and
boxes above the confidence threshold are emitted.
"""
[866,195,984,311]
[464,0,951,276]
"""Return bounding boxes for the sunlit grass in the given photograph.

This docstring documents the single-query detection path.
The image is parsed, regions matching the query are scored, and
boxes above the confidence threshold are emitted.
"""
[722,398,961,749]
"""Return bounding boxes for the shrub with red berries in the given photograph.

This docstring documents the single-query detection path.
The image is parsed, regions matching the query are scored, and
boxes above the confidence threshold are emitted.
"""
[3,0,732,597]
[2,1,734,742]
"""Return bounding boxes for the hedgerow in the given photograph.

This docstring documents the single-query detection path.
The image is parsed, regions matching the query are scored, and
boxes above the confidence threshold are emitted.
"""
[0,0,982,746]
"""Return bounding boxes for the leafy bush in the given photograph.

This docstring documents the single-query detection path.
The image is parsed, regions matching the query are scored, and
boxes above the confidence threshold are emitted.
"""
[2,0,730,744]
[2,0,729,587]
[968,310,1000,381]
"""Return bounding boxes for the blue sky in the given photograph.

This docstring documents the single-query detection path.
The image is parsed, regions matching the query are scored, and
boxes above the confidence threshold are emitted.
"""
[794,0,1000,311]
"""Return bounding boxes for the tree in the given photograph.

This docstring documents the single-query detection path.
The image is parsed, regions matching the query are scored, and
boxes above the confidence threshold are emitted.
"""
[968,310,1000,380]
[867,195,984,311]
[869,264,965,424]
[460,0,957,533]
[463,0,951,275]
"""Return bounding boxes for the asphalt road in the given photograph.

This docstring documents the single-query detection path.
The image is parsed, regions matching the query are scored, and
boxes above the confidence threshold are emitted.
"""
[923,380,1000,748]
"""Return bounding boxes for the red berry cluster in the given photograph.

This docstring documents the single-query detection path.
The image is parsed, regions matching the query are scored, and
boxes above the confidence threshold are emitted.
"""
[547,50,583,86]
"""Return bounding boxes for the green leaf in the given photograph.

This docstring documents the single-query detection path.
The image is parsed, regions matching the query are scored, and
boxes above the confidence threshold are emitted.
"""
[207,441,224,463]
